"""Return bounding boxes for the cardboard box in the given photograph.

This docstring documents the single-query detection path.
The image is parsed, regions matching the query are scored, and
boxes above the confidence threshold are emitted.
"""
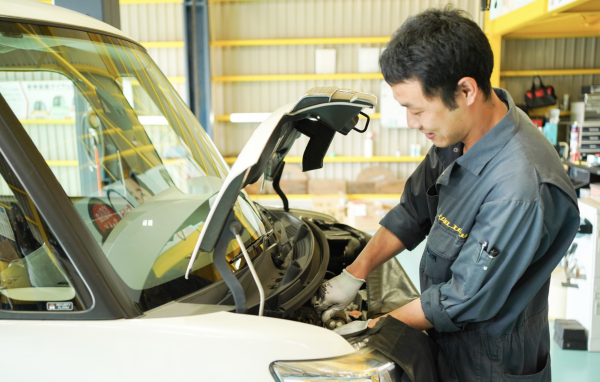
[346,200,391,231]
[357,166,395,184]
[244,180,266,195]
[312,195,347,223]
[347,181,376,194]
[376,180,406,194]
[279,180,308,194]
[265,164,308,195]
[308,179,346,195]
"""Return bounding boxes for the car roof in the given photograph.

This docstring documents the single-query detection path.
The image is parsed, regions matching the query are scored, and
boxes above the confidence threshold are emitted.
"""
[0,0,135,43]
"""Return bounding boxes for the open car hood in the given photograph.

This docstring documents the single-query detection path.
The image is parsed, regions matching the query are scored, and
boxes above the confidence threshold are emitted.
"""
[186,87,376,264]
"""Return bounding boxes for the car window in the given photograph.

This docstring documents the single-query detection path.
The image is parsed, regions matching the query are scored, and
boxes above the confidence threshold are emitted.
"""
[0,21,266,312]
[0,152,91,312]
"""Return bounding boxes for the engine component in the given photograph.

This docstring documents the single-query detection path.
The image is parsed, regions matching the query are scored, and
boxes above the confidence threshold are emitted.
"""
[308,220,370,276]
[288,306,321,326]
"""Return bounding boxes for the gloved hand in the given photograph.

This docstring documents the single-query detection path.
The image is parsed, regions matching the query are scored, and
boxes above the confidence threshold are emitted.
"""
[333,319,372,338]
[314,269,365,323]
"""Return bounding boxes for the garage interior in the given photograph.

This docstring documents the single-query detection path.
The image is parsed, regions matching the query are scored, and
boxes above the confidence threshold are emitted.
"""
[10,0,600,380]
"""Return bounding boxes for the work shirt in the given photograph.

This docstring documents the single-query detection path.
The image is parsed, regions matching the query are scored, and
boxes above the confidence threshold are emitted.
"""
[380,88,579,339]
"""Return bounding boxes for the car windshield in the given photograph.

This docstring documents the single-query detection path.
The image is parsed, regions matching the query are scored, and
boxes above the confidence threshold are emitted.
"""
[0,21,265,311]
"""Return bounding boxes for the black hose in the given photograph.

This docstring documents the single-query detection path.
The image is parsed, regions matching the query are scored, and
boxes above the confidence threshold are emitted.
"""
[272,161,289,212]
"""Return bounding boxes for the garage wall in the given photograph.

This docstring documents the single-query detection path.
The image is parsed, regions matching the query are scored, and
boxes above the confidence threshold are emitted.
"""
[209,0,483,182]
[120,1,187,104]
[502,37,600,107]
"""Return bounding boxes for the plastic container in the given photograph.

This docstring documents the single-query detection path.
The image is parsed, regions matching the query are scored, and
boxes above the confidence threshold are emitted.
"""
[570,121,580,163]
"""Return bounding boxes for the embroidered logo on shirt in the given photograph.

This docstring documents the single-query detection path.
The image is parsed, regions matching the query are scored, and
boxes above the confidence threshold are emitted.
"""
[437,214,469,239]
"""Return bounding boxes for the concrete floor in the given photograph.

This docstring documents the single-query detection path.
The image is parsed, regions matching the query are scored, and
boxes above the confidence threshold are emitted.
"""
[395,241,600,381]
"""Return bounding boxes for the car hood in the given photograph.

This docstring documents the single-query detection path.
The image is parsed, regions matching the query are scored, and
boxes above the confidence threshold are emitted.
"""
[187,87,376,268]
[0,311,354,381]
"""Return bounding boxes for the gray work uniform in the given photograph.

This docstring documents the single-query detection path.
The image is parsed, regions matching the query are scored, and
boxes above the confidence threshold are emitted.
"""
[380,88,580,381]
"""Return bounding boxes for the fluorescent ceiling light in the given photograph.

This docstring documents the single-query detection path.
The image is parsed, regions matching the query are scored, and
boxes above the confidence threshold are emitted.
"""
[229,113,271,123]
[138,115,169,125]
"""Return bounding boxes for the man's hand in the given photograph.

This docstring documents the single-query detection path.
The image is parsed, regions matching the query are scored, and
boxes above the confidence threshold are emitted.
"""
[314,269,365,323]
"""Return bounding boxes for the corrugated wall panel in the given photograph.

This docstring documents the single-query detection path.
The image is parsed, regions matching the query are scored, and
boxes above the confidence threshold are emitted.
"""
[502,38,600,105]
[210,0,482,182]
[146,47,187,77]
[120,3,188,104]
[120,3,184,42]
[210,0,481,40]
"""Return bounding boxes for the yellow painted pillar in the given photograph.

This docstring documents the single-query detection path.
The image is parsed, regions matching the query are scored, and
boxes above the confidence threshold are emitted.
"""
[484,10,502,89]
[488,34,502,88]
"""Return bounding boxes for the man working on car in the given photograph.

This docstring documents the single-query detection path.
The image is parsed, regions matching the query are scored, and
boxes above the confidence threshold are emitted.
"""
[315,6,579,381]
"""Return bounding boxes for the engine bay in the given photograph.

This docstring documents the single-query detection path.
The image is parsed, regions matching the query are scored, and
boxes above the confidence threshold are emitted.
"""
[147,205,419,331]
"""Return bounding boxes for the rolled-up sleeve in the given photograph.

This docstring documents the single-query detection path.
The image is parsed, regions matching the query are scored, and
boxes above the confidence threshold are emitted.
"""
[379,149,443,250]
[420,184,578,333]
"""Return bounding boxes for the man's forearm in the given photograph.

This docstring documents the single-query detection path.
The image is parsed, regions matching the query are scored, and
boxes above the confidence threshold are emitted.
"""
[346,225,406,280]
[368,298,434,330]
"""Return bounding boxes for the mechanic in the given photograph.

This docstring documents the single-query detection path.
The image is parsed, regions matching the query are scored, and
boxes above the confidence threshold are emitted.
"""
[315,6,580,381]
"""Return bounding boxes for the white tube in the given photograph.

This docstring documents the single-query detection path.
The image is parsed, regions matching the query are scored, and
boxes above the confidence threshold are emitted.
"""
[235,234,265,316]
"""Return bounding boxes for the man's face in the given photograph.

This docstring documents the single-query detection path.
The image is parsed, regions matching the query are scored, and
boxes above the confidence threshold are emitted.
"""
[391,80,467,148]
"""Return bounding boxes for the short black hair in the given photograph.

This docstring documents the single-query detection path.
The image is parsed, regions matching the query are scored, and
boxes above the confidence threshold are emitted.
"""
[379,5,493,110]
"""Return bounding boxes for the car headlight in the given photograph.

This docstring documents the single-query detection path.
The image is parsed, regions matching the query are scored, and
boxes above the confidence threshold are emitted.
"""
[270,345,398,382]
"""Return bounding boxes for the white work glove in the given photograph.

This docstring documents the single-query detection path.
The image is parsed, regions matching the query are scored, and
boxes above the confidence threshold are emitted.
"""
[314,269,365,324]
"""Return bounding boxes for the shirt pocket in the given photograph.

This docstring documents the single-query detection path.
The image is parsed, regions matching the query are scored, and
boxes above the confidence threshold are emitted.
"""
[423,219,467,283]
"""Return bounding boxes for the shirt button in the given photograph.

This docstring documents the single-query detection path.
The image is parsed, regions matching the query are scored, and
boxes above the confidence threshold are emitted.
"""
[453,148,459,153]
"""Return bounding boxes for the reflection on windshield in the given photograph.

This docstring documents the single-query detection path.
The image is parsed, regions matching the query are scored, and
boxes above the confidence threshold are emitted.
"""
[0,21,264,311]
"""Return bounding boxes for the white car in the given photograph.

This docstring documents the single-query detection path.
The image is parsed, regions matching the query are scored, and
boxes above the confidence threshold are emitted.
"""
[0,1,416,381]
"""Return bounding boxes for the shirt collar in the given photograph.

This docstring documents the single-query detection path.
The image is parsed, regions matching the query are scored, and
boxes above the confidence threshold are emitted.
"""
[454,88,519,176]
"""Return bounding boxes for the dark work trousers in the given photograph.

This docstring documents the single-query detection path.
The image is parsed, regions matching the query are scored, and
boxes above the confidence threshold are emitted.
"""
[428,307,551,382]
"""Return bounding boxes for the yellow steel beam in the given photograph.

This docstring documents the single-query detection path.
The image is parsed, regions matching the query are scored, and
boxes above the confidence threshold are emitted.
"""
[121,0,183,3]
[505,30,600,39]
[485,0,593,36]
[19,119,75,125]
[224,155,425,164]
[249,194,403,200]
[504,12,600,39]
[209,0,285,2]
[46,160,79,167]
[168,76,186,83]
[213,73,383,82]
[500,68,600,77]
[141,41,185,49]
[216,113,381,122]
[211,37,390,47]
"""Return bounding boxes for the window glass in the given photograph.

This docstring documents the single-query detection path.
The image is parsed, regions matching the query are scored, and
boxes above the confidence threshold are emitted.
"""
[0,153,91,312]
[0,22,265,312]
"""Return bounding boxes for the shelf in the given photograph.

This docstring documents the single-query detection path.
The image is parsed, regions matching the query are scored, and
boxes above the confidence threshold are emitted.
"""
[19,119,75,125]
[212,73,383,83]
[500,69,600,77]
[208,0,280,2]
[485,0,599,87]
[527,105,571,118]
[558,120,600,126]
[224,155,425,165]
[121,0,183,3]
[167,76,186,83]
[248,194,402,201]
[563,159,600,175]
[216,113,381,122]
[140,41,184,49]
[211,37,391,47]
